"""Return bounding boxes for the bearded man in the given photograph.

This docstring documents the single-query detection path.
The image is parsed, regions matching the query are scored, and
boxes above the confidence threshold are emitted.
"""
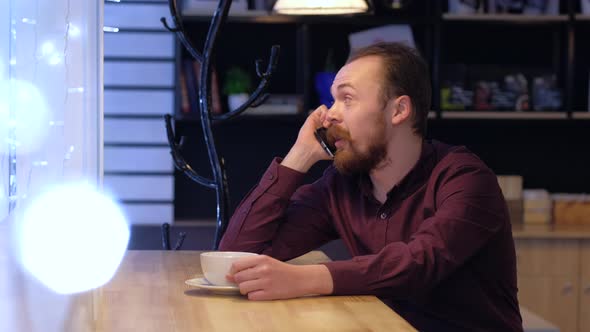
[219,42,523,332]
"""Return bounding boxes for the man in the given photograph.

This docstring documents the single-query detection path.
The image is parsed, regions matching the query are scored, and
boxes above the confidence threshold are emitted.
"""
[219,42,523,331]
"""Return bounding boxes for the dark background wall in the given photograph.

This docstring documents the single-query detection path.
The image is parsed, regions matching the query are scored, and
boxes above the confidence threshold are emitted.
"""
[132,0,590,253]
[174,116,590,221]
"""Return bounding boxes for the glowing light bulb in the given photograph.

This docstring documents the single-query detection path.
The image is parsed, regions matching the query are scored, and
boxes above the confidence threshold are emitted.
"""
[21,18,37,24]
[0,79,51,153]
[103,26,119,33]
[16,183,129,294]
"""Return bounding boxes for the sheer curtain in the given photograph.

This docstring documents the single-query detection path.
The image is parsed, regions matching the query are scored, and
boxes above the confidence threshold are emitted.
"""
[0,0,103,330]
[0,0,102,221]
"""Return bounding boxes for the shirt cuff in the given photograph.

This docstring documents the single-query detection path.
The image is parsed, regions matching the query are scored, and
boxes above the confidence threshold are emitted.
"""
[262,157,307,199]
[322,259,370,295]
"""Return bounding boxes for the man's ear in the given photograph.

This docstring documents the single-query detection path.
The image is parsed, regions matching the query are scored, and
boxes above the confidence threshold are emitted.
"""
[391,95,412,126]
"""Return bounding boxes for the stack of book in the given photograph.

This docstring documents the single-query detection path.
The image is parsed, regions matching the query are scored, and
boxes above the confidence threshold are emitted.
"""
[497,175,523,225]
[179,59,222,116]
[523,189,552,225]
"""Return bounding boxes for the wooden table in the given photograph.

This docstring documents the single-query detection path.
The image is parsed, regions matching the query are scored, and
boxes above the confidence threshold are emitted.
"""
[88,250,415,332]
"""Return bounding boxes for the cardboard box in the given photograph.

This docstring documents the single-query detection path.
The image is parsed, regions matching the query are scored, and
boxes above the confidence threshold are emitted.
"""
[553,194,590,225]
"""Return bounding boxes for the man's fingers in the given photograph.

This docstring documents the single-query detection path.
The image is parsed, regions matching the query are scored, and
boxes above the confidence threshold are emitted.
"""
[232,265,262,283]
[313,105,328,120]
[314,104,328,113]
[319,107,328,123]
[238,279,265,296]
[228,255,265,275]
[247,289,271,301]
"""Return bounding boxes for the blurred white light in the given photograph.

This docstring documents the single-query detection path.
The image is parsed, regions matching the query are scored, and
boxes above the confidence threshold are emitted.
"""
[103,26,119,33]
[64,145,75,160]
[41,41,56,56]
[9,58,16,66]
[49,120,64,127]
[68,87,84,93]
[0,186,5,207]
[68,24,81,38]
[21,18,37,24]
[0,79,51,153]
[16,183,129,294]
[48,55,62,66]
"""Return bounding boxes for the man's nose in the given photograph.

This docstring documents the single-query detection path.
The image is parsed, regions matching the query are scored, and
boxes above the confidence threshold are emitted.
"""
[325,102,342,125]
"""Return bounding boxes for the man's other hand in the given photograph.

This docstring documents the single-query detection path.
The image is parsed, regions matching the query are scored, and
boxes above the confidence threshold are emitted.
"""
[226,254,334,301]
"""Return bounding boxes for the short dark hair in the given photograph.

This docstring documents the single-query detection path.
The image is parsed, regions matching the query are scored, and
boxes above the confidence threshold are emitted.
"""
[347,42,431,137]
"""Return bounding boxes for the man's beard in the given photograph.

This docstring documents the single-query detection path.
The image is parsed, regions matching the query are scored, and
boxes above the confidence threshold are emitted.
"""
[327,120,387,176]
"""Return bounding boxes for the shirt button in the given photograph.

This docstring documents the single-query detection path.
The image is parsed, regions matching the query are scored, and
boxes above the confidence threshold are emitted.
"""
[380,213,388,220]
[268,173,274,180]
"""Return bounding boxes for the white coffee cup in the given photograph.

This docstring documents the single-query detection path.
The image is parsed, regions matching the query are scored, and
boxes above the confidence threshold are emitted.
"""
[200,251,258,286]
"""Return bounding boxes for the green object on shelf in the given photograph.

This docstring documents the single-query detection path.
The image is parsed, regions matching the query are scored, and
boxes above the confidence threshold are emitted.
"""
[441,87,465,110]
[223,66,252,95]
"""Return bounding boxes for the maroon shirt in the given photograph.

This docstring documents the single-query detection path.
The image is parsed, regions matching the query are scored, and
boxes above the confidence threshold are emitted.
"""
[220,140,523,331]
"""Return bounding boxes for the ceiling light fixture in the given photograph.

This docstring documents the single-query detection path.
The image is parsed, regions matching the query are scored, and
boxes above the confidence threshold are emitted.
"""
[273,0,369,15]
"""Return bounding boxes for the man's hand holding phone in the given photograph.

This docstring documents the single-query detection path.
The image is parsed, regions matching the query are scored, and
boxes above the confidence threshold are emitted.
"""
[281,105,333,173]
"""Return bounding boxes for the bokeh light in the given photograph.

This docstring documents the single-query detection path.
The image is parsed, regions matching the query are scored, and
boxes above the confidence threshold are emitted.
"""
[15,183,129,294]
[0,79,51,154]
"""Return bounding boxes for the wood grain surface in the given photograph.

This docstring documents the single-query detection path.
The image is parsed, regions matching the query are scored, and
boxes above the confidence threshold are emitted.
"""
[93,250,417,332]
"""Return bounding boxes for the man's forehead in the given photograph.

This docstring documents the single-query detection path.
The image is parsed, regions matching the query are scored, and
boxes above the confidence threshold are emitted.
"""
[333,56,382,89]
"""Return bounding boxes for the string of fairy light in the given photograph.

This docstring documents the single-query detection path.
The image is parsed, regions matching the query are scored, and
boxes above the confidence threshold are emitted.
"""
[3,0,114,214]
[8,2,17,213]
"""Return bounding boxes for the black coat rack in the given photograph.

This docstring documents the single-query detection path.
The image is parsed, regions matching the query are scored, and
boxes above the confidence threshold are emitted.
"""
[160,0,280,249]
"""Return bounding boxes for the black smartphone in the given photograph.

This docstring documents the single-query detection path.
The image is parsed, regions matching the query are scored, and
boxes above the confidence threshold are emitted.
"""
[314,127,336,158]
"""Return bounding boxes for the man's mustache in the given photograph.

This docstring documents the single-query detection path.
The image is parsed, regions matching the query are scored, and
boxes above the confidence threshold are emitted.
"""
[326,126,351,145]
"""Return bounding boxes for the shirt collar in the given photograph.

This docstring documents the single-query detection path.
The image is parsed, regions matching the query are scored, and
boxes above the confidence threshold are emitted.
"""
[358,139,436,201]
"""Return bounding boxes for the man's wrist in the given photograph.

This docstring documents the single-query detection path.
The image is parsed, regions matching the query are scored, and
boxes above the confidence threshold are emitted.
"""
[281,147,317,173]
[300,264,334,296]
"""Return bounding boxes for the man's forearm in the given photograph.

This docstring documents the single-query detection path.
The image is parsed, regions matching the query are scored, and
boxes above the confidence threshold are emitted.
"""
[281,147,317,173]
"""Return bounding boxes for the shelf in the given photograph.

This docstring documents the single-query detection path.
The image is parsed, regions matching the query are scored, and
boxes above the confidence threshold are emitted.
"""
[572,112,590,119]
[175,113,305,124]
[574,14,590,21]
[181,11,432,25]
[441,111,568,119]
[442,13,568,24]
[176,111,577,123]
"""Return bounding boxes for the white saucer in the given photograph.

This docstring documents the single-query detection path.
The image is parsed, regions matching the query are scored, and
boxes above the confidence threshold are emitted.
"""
[185,277,241,295]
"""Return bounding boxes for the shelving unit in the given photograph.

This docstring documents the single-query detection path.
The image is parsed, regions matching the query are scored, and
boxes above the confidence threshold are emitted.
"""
[173,0,590,222]
[175,0,589,121]
[442,13,569,22]
[442,111,568,120]
[573,111,590,119]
